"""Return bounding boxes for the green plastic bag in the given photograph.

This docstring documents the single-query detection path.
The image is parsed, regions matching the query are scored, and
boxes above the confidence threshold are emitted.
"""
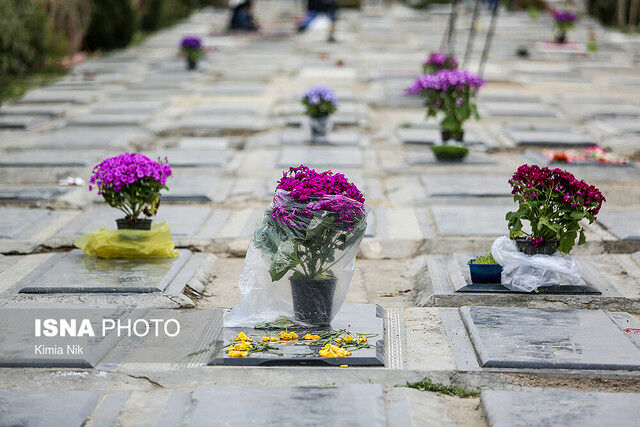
[74,222,178,259]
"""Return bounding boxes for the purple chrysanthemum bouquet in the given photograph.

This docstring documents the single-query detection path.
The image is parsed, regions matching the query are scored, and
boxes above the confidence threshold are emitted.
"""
[423,52,458,74]
[229,165,369,326]
[552,10,577,41]
[89,153,172,224]
[180,36,203,64]
[301,86,338,118]
[506,164,605,253]
[255,165,367,282]
[407,69,485,141]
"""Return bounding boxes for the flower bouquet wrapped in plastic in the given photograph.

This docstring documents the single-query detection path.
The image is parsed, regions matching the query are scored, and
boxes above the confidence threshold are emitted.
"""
[226,165,369,327]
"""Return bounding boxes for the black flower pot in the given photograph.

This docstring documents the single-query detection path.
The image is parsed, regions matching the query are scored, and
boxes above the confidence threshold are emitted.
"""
[289,276,337,326]
[441,129,464,143]
[116,218,152,230]
[467,260,503,283]
[187,58,198,70]
[555,32,567,44]
[515,238,559,255]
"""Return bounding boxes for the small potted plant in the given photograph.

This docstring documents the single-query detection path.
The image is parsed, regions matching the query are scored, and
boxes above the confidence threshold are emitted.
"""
[467,253,502,283]
[422,52,458,74]
[89,153,172,230]
[180,36,203,70]
[301,86,338,142]
[552,10,577,44]
[253,165,368,326]
[506,164,605,255]
[407,69,484,161]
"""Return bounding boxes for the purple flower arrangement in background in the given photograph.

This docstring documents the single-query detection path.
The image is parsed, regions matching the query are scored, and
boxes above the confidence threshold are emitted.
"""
[90,153,172,223]
[552,10,577,24]
[552,10,577,43]
[407,69,485,95]
[180,36,203,69]
[506,164,605,253]
[180,36,202,50]
[423,52,458,74]
[407,69,484,141]
[301,86,338,117]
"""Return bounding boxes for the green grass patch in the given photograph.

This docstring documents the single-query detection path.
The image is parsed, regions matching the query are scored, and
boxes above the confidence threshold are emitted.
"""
[401,378,480,398]
[0,65,67,105]
[470,253,497,264]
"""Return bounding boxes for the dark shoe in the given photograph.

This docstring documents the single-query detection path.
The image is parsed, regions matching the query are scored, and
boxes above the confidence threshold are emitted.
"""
[327,35,336,43]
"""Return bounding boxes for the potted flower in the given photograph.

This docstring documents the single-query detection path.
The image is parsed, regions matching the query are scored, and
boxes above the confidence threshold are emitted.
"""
[407,69,484,161]
[552,10,577,44]
[506,164,605,255]
[253,165,368,326]
[467,253,502,283]
[422,52,458,74]
[180,36,203,70]
[89,153,172,230]
[301,86,338,142]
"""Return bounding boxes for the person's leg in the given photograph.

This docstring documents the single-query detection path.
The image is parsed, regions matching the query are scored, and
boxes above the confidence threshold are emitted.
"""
[327,10,337,42]
[298,11,318,32]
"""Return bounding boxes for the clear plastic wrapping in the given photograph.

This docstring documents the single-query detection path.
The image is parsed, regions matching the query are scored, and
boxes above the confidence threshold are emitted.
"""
[491,236,582,292]
[226,190,369,327]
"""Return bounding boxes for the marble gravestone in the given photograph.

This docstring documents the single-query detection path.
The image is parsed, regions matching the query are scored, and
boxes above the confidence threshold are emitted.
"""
[0,303,140,368]
[0,187,69,203]
[66,113,151,127]
[279,130,364,146]
[23,127,148,149]
[151,149,233,168]
[506,129,597,147]
[430,205,511,236]
[482,102,557,118]
[461,306,640,370]
[160,174,230,203]
[0,150,102,167]
[597,210,640,241]
[209,305,385,366]
[0,115,52,131]
[185,385,386,426]
[278,147,364,168]
[420,174,511,198]
[13,250,193,293]
[174,116,267,134]
[0,390,129,426]
[0,209,61,240]
[482,389,640,427]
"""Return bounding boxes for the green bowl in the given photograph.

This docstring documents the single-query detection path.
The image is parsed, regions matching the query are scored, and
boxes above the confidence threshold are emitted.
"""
[430,145,469,162]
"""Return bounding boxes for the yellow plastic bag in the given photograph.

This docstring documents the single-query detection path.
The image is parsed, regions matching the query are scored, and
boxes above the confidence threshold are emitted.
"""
[74,221,179,259]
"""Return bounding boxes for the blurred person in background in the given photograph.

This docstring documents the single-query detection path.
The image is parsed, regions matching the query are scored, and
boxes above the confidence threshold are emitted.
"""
[297,0,338,43]
[229,0,259,32]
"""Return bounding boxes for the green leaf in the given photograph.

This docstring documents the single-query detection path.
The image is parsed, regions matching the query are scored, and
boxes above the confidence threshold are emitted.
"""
[268,238,300,282]
[558,230,577,253]
[578,229,586,246]
[305,216,325,239]
[253,216,285,257]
